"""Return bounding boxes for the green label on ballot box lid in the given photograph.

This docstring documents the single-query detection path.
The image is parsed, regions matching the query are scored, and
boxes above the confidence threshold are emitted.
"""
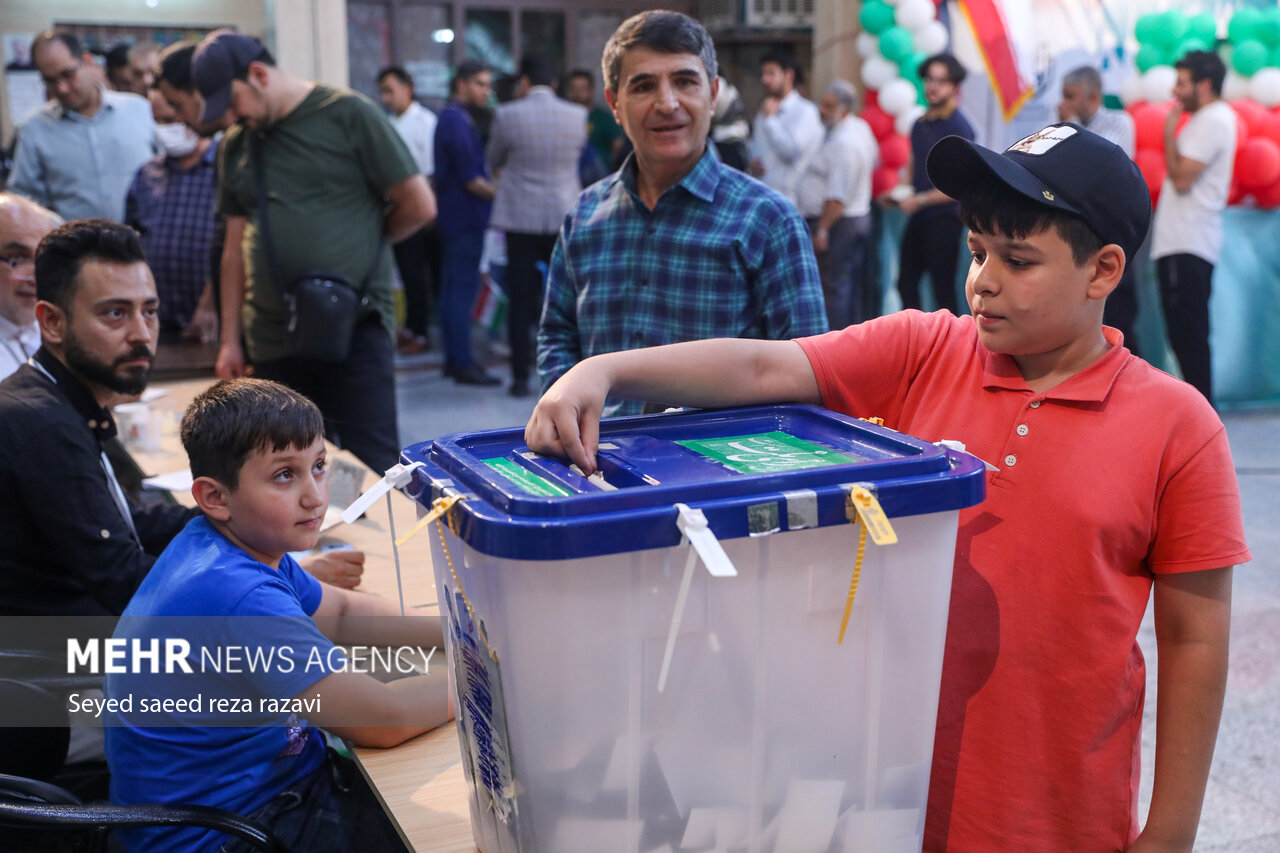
[484,457,572,497]
[676,431,857,475]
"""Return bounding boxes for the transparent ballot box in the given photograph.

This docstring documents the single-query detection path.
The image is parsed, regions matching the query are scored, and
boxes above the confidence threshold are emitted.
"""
[403,404,985,853]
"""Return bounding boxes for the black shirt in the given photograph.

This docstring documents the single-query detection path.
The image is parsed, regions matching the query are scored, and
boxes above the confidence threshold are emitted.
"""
[0,349,194,617]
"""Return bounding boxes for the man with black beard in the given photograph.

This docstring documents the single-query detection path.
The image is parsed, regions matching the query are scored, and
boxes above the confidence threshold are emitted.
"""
[0,219,195,618]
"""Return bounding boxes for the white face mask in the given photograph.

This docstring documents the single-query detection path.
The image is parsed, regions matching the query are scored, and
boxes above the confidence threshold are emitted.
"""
[154,122,200,158]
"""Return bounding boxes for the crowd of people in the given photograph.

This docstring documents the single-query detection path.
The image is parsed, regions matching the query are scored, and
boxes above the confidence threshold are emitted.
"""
[0,9,1250,853]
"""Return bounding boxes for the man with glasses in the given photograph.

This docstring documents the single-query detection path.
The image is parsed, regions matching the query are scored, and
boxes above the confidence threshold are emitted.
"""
[882,52,975,314]
[0,193,59,379]
[7,31,155,222]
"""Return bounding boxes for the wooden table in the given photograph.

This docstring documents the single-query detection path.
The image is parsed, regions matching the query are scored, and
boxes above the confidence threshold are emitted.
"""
[138,376,479,852]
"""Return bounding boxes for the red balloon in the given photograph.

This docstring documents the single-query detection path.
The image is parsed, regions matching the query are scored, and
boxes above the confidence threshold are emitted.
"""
[1250,178,1280,208]
[1134,148,1166,205]
[1231,99,1269,140]
[1234,137,1280,191]
[872,164,900,198]
[879,134,910,170]
[1132,102,1169,151]
[861,105,894,142]
[1228,181,1248,206]
[1125,100,1146,115]
[864,89,878,109]
[1259,112,1280,147]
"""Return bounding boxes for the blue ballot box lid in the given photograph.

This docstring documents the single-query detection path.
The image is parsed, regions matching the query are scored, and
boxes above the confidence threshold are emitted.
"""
[403,404,986,560]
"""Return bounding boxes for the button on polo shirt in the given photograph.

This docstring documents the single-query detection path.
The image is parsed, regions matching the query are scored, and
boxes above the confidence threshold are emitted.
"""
[796,309,1250,852]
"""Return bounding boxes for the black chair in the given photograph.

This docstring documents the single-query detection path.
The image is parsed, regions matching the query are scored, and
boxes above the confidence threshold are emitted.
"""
[0,677,291,853]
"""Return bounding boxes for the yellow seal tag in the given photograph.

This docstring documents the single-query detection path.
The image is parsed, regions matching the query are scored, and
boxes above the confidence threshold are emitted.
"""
[396,495,462,546]
[846,486,898,546]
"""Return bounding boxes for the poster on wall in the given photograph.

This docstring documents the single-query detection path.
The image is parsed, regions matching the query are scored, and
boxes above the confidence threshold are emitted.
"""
[4,33,45,132]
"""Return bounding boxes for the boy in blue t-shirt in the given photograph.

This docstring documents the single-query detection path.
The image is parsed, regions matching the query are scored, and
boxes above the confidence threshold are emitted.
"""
[105,378,451,853]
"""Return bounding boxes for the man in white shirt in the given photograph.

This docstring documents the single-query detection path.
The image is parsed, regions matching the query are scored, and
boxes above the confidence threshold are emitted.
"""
[1151,50,1237,404]
[795,80,878,329]
[749,51,822,205]
[0,193,58,379]
[378,65,440,354]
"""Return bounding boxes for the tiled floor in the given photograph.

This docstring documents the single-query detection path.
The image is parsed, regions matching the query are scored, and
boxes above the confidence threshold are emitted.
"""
[394,354,1279,850]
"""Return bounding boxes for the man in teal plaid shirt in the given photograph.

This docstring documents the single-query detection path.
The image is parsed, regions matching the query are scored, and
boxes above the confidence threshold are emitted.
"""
[537,10,827,415]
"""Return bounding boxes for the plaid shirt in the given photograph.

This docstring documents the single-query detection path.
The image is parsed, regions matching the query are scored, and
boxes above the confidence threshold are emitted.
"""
[538,145,828,415]
[125,142,218,328]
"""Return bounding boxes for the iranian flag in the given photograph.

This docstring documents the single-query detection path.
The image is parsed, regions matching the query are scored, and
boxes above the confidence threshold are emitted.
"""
[472,278,507,334]
[957,0,1033,120]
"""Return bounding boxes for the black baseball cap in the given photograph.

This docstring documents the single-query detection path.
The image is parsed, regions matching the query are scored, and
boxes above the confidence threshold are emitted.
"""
[193,31,268,124]
[926,123,1151,262]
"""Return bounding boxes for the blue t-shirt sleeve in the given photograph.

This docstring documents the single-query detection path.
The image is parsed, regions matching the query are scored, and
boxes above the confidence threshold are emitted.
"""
[229,570,344,700]
[281,554,323,615]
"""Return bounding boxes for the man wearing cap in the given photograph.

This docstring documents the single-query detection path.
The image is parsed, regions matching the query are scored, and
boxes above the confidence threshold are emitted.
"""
[7,31,155,222]
[1151,50,1237,404]
[794,79,878,329]
[194,31,435,472]
[527,122,1245,852]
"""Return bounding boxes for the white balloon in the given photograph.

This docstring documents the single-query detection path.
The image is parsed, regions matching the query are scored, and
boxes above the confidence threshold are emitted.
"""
[1142,65,1177,104]
[1120,73,1146,106]
[855,32,882,61]
[861,57,899,91]
[896,104,926,137]
[895,0,936,32]
[1250,67,1280,108]
[913,20,948,56]
[879,78,919,116]
[1223,70,1251,103]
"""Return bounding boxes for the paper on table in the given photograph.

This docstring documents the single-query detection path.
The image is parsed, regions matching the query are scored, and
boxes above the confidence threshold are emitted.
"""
[140,388,172,402]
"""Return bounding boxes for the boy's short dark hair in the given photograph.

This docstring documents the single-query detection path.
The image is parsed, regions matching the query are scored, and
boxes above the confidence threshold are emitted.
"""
[377,65,413,89]
[960,183,1104,267]
[35,219,147,313]
[154,40,198,91]
[181,379,324,490]
[1176,50,1226,96]
[602,10,717,94]
[920,53,967,85]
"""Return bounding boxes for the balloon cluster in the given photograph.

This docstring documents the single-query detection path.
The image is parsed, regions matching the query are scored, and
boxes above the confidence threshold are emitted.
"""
[1125,8,1280,208]
[857,0,946,197]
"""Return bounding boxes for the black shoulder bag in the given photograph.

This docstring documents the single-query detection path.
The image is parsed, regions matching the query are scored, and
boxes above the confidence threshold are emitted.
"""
[252,134,381,362]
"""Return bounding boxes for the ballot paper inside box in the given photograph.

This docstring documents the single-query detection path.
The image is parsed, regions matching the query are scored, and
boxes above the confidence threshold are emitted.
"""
[402,405,986,853]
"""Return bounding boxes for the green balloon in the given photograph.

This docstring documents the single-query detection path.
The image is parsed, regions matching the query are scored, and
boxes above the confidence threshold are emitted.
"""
[1257,9,1280,48]
[860,1,896,37]
[1155,10,1189,51]
[1135,43,1168,74]
[1177,37,1210,59]
[1187,13,1217,45]
[915,78,927,106]
[879,26,915,63]
[1228,8,1262,44]
[897,51,926,80]
[1232,38,1269,76]
[1272,44,1280,68]
[1135,13,1163,44]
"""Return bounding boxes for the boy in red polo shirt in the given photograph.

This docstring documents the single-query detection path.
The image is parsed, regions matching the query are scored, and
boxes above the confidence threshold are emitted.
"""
[525,123,1250,852]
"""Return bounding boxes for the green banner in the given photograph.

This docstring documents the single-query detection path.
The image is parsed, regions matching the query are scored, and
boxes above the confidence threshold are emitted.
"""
[484,457,571,497]
[676,431,856,475]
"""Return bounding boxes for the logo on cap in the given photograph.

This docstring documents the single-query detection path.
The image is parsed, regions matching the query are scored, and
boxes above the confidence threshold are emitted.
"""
[1008,125,1078,156]
[1042,189,1055,201]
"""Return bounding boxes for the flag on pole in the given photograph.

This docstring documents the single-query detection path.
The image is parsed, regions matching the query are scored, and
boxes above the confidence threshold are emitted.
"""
[957,0,1033,121]
[472,277,508,335]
